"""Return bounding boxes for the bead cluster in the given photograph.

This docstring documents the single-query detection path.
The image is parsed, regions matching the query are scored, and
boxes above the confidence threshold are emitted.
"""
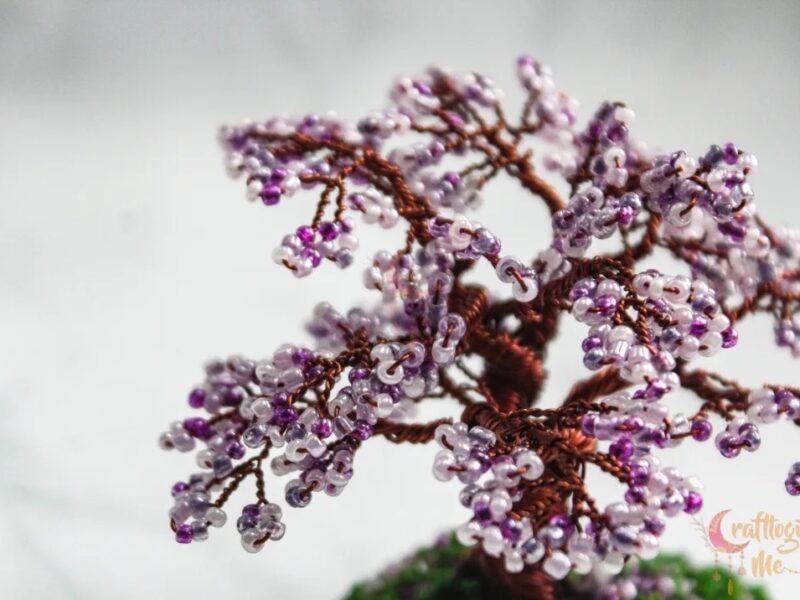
[516,55,577,144]
[238,503,285,553]
[747,387,800,425]
[169,477,227,545]
[571,270,735,383]
[552,187,642,258]
[714,417,761,459]
[272,220,359,277]
[640,144,756,231]
[776,318,800,357]
[433,423,550,574]
[434,421,703,582]
[429,216,501,260]
[495,256,540,302]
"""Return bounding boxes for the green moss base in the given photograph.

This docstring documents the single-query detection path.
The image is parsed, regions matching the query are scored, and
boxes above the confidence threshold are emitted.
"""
[343,535,770,600]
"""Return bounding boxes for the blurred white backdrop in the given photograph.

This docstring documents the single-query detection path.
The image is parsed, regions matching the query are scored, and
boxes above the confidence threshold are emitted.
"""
[2,1,800,598]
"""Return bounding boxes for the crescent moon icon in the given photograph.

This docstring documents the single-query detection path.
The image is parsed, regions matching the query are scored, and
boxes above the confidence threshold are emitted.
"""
[707,510,750,554]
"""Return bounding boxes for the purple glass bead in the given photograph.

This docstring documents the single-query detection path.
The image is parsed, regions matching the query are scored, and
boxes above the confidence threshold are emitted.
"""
[721,326,738,349]
[617,206,635,226]
[722,143,738,165]
[225,440,246,460]
[786,474,800,496]
[595,294,618,317]
[223,387,244,406]
[274,406,299,425]
[620,417,645,435]
[271,167,288,182]
[609,437,634,462]
[471,228,501,256]
[296,225,315,244]
[260,185,282,206]
[188,388,206,409]
[302,247,322,268]
[607,123,626,143]
[305,364,325,379]
[581,336,603,352]
[683,491,703,514]
[242,503,261,518]
[311,417,333,438]
[549,514,574,536]
[292,347,313,366]
[349,367,370,382]
[689,318,708,337]
[443,172,460,187]
[644,380,669,400]
[472,501,492,524]
[717,435,741,459]
[318,221,339,241]
[690,419,713,442]
[175,524,193,544]
[741,428,761,452]
[644,517,666,537]
[236,514,258,532]
[580,413,598,437]
[500,518,523,543]
[183,417,214,441]
[630,465,650,486]
[625,486,646,504]
[352,420,373,441]
[272,391,290,407]
[171,481,189,497]
[429,216,450,238]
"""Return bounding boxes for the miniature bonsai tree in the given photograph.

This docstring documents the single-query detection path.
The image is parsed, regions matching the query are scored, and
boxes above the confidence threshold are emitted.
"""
[159,56,799,599]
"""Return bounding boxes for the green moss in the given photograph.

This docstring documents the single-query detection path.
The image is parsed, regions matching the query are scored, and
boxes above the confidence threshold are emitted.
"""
[342,536,771,600]
[345,536,483,600]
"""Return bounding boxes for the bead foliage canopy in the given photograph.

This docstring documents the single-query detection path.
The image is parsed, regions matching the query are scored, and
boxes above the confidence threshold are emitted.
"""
[160,56,800,597]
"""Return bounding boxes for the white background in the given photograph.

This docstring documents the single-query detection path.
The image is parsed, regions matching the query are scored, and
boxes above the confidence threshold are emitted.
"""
[2,1,800,598]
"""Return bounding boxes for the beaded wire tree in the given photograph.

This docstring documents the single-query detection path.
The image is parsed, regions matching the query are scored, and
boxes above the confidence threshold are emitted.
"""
[160,56,800,599]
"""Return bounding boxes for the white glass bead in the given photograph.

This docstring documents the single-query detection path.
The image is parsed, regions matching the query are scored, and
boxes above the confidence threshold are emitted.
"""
[602,551,625,575]
[699,331,723,356]
[376,361,404,385]
[614,106,635,125]
[489,491,513,518]
[571,551,593,575]
[370,344,395,362]
[241,529,263,553]
[305,435,327,458]
[543,551,571,580]
[504,549,525,573]
[206,507,227,528]
[432,450,456,481]
[481,526,505,557]
[608,325,635,344]
[375,393,395,418]
[496,256,523,283]
[675,155,697,179]
[677,336,700,360]
[512,278,538,302]
[637,532,658,560]
[432,340,456,365]
[664,276,691,303]
[456,521,481,546]
[516,450,545,480]
[251,398,273,420]
[603,147,626,167]
[402,376,426,399]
